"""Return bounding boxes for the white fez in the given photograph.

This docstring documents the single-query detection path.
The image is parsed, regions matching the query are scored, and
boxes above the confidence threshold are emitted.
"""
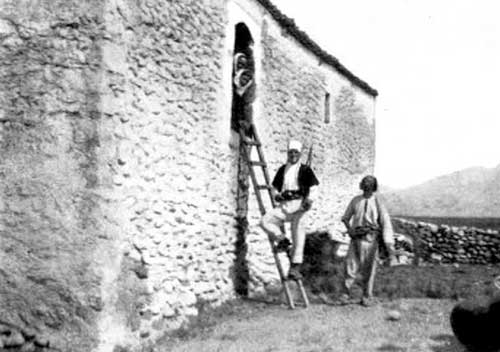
[288,140,302,152]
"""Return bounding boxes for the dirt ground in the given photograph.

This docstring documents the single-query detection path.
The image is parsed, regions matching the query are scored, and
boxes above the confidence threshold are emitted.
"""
[164,298,466,352]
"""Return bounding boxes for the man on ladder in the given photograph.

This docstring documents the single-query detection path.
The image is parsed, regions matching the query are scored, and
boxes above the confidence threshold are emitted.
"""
[260,140,319,280]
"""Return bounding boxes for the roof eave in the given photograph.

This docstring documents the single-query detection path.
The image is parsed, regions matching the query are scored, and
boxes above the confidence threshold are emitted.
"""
[255,0,378,97]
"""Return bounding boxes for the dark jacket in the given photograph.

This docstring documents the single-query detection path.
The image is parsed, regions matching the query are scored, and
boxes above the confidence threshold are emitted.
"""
[272,164,319,198]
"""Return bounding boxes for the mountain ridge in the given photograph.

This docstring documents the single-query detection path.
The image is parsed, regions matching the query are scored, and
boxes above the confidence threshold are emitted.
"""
[381,164,500,217]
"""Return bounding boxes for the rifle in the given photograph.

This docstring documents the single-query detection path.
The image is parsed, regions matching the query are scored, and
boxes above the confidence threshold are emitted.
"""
[301,144,314,211]
[306,143,313,167]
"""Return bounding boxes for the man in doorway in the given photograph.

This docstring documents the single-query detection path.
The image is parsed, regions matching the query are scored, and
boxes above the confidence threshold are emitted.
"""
[340,175,395,306]
[260,140,319,280]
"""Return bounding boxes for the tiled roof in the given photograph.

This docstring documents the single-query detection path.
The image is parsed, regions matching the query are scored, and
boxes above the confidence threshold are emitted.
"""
[256,0,378,97]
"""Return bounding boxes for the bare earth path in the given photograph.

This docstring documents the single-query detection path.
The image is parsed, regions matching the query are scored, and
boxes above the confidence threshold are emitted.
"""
[165,299,465,352]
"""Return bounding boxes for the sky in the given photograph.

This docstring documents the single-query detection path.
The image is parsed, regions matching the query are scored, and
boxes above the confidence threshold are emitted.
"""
[271,0,500,189]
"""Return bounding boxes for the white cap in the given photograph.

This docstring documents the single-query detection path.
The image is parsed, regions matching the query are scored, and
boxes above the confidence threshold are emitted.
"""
[288,140,302,152]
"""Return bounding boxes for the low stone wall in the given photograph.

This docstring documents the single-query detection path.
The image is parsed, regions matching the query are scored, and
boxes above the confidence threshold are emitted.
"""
[393,218,500,264]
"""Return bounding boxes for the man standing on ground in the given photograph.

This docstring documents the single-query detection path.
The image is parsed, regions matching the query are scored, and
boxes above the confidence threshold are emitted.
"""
[340,175,395,306]
[260,140,319,280]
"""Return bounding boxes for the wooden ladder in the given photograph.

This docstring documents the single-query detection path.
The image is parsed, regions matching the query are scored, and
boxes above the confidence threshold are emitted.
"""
[239,123,309,309]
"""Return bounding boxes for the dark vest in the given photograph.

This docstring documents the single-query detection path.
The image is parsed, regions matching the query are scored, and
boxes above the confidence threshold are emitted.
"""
[271,164,319,197]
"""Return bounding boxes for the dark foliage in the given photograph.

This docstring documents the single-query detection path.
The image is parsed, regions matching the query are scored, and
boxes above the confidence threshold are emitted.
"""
[450,296,500,352]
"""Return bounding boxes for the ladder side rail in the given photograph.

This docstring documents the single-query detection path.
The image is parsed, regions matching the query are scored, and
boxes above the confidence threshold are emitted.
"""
[297,280,309,307]
[240,139,267,215]
[240,126,309,309]
[257,147,276,209]
[250,124,276,208]
[269,241,295,309]
[285,251,309,307]
[241,135,295,308]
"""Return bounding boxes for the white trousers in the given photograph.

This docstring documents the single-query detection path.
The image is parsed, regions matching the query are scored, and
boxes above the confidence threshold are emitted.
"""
[260,199,307,264]
[344,238,379,297]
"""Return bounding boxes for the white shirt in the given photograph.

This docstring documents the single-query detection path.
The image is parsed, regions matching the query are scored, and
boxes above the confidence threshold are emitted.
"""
[342,194,394,245]
[280,162,318,201]
[283,162,300,191]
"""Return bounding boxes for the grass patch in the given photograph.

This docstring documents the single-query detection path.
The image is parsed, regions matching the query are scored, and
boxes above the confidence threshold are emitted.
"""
[376,264,500,300]
[303,258,500,301]
[170,299,247,340]
[302,231,500,301]
[158,298,268,345]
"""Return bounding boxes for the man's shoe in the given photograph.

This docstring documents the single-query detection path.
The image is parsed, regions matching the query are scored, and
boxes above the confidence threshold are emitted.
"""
[287,264,303,280]
[337,293,352,306]
[317,292,334,305]
[275,237,292,252]
[361,296,377,307]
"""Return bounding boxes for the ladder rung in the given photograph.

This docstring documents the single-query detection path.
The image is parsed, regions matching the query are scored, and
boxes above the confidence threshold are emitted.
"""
[243,139,261,146]
[250,161,266,167]
[241,121,309,309]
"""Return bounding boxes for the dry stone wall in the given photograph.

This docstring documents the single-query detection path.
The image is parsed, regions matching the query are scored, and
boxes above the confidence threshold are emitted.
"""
[394,218,500,264]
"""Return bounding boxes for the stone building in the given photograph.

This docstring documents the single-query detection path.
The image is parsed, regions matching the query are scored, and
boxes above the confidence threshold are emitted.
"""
[0,0,377,351]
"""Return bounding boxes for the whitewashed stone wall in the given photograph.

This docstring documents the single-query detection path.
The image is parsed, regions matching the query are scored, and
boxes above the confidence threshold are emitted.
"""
[101,0,240,349]
[0,0,376,350]
[244,8,376,294]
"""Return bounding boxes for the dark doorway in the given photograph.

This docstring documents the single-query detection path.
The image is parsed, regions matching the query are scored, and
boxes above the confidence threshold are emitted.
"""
[232,22,255,296]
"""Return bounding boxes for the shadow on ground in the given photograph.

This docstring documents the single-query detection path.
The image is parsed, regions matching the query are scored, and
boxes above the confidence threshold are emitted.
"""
[377,343,407,351]
[376,335,464,352]
[243,296,284,306]
[430,334,464,352]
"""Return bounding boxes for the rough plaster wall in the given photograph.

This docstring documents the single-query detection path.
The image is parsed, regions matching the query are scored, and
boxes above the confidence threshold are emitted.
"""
[0,0,237,350]
[0,0,125,351]
[245,17,376,292]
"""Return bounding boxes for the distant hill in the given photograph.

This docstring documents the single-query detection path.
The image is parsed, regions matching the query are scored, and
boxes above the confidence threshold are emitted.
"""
[380,164,500,217]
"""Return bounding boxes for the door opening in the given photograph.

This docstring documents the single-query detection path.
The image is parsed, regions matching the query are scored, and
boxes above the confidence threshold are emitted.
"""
[232,22,255,296]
